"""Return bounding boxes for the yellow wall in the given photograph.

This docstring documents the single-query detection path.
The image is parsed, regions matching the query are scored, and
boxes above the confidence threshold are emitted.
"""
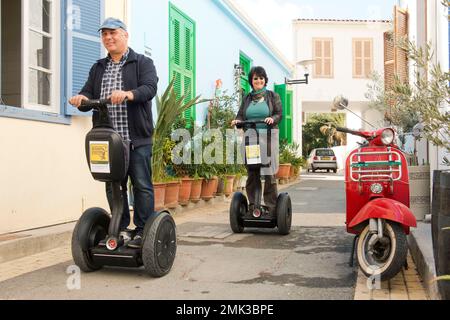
[0,0,129,234]
[0,116,109,234]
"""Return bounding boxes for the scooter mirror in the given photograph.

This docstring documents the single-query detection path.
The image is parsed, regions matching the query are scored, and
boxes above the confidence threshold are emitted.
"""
[333,95,349,111]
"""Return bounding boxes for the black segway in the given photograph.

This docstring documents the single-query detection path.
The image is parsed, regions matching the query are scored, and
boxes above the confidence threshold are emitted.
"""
[230,120,292,235]
[71,99,176,277]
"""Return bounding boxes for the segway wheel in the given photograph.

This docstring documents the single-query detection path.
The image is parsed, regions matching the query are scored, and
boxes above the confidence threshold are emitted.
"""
[230,192,247,233]
[71,207,110,272]
[276,193,292,235]
[142,211,177,278]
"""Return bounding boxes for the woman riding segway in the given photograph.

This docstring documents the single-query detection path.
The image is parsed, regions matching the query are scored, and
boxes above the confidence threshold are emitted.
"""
[230,66,292,235]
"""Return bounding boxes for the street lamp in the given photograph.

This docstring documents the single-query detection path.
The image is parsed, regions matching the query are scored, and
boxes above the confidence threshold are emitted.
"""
[285,59,316,85]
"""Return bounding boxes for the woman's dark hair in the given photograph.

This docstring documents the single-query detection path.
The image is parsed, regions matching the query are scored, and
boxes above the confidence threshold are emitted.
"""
[248,66,268,89]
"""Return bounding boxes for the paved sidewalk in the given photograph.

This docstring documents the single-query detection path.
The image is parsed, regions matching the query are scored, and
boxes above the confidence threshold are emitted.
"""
[354,253,429,300]
[0,175,431,300]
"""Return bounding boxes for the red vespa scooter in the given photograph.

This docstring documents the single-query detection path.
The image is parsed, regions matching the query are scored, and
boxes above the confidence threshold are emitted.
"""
[334,98,417,281]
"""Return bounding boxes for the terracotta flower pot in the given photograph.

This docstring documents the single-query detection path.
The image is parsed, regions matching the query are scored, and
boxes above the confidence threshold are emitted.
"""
[289,165,295,178]
[153,182,166,212]
[201,178,216,201]
[211,176,219,196]
[224,175,235,197]
[190,178,204,203]
[179,177,193,206]
[216,178,225,196]
[276,164,291,179]
[164,181,180,209]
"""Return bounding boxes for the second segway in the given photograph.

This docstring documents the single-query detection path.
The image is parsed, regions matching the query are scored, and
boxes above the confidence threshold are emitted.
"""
[230,120,292,235]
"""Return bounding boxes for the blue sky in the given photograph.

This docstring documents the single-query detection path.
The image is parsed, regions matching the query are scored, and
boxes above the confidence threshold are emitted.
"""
[232,0,399,61]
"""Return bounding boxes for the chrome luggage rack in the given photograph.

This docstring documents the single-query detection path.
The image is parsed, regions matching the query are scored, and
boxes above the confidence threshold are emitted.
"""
[350,148,403,183]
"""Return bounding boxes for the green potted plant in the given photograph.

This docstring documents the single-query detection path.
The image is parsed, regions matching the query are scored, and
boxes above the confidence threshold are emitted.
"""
[276,139,292,181]
[152,79,205,208]
[199,162,218,201]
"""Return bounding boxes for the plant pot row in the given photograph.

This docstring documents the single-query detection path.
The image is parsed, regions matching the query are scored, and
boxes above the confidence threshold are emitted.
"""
[153,165,302,211]
[276,163,300,180]
[153,175,242,211]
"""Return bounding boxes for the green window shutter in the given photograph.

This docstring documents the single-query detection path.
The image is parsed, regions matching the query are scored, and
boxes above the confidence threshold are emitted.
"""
[169,4,196,126]
[274,84,287,143]
[239,52,252,94]
[286,90,293,144]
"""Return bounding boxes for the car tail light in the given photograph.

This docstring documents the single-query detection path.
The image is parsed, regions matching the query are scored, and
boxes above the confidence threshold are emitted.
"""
[333,157,336,161]
[314,156,319,161]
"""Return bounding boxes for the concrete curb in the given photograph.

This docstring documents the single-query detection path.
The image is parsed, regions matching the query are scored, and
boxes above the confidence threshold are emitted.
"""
[0,223,75,264]
[407,221,442,300]
[0,178,299,265]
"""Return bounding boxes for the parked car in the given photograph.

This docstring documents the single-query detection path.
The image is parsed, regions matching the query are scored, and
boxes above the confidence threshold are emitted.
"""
[307,148,338,173]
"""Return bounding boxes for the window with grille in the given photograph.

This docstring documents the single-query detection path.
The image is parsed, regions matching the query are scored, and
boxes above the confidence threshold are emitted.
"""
[312,38,333,78]
[353,38,373,78]
[1,0,61,112]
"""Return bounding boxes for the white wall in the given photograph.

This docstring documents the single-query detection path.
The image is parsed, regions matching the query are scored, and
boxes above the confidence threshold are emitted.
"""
[292,20,390,154]
[293,21,390,103]
[402,0,449,171]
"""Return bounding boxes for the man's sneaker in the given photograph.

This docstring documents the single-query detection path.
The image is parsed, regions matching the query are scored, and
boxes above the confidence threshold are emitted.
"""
[120,230,132,242]
[127,234,143,249]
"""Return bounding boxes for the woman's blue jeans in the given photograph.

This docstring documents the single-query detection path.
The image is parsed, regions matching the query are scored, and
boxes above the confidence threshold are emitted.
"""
[106,144,155,234]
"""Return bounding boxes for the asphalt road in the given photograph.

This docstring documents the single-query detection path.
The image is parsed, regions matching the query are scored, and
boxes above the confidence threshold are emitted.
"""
[0,171,357,300]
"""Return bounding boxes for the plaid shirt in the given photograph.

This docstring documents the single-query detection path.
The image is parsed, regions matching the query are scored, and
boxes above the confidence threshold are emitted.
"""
[100,49,130,142]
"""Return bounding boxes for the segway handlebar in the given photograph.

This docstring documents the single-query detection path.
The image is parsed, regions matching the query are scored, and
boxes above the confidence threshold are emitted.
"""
[78,99,112,112]
[235,120,272,129]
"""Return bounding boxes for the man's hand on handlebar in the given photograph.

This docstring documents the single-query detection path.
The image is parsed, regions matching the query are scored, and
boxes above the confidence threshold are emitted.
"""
[69,95,89,108]
[109,90,134,105]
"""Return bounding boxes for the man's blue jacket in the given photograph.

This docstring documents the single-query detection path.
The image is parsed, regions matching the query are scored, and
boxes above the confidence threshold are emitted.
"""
[79,48,158,147]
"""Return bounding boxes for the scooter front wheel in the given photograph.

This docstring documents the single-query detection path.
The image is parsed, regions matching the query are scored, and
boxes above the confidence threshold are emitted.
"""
[356,220,408,281]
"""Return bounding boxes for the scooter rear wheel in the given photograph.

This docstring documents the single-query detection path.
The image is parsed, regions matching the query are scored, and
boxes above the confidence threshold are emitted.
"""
[230,192,247,233]
[142,211,177,278]
[276,193,292,235]
[356,220,407,281]
[71,207,110,272]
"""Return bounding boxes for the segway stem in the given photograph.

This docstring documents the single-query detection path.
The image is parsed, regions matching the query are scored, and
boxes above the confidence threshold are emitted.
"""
[108,181,124,238]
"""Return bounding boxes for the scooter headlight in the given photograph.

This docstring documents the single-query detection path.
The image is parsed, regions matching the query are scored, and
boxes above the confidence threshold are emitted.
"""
[370,183,383,194]
[381,129,395,145]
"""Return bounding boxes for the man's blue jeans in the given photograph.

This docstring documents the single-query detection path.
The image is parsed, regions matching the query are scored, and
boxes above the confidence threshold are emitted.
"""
[106,144,155,234]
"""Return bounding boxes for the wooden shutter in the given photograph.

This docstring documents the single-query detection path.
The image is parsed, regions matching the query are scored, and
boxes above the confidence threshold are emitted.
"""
[384,6,409,93]
[169,4,196,123]
[353,39,373,78]
[313,38,333,77]
[394,6,409,84]
[384,31,395,92]
[64,0,104,116]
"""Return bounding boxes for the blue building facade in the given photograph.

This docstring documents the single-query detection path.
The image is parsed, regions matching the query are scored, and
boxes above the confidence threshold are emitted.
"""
[127,0,293,127]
